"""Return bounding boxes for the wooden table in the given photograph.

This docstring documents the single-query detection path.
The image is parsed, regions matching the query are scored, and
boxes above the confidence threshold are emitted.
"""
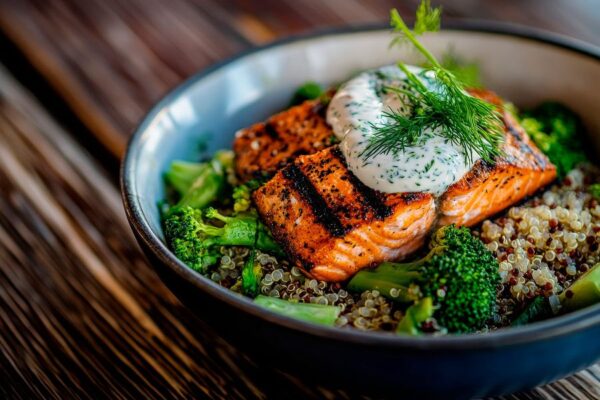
[0,1,599,398]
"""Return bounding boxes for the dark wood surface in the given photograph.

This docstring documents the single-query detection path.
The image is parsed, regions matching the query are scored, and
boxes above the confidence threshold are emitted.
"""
[0,1,598,399]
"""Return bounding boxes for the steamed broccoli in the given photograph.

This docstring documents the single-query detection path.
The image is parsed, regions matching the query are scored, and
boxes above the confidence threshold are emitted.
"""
[163,207,219,272]
[559,262,600,312]
[202,208,281,253]
[241,249,262,297]
[521,102,587,178]
[254,295,341,326]
[396,297,434,335]
[348,225,500,333]
[164,151,233,210]
[164,206,283,271]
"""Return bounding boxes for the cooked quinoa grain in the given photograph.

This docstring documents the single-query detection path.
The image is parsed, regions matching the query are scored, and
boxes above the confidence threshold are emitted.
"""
[476,165,600,325]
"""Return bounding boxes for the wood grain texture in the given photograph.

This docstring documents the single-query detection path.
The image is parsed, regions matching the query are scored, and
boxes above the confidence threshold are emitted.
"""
[0,0,598,156]
[0,0,599,398]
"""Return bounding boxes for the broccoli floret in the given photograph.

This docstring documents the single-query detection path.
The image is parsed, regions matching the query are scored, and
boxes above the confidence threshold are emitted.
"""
[232,185,251,213]
[164,151,234,210]
[521,102,587,178]
[589,184,600,200]
[348,225,500,333]
[164,206,283,272]
[163,207,218,272]
[232,178,268,214]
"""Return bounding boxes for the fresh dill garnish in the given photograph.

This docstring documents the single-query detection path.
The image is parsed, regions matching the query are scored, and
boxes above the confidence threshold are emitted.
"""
[362,1,503,164]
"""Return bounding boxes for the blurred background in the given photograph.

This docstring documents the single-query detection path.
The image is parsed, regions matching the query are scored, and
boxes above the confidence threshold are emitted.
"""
[0,1,599,399]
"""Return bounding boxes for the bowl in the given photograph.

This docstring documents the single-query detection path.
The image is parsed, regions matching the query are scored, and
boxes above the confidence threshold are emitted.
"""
[121,22,600,399]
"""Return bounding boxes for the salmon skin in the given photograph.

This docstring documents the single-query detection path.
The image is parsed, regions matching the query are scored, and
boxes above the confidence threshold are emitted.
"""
[253,147,436,281]
[439,89,557,226]
[248,89,556,282]
[233,98,334,182]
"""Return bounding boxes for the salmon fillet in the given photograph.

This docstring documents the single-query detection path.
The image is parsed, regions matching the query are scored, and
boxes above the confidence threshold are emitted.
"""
[253,147,436,281]
[233,98,333,182]
[438,90,557,227]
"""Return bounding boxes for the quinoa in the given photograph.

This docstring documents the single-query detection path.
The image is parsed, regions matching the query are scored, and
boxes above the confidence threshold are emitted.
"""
[206,247,403,331]
[476,165,600,326]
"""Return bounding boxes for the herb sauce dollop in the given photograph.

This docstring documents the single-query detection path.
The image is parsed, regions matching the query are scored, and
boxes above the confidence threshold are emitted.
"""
[327,65,482,195]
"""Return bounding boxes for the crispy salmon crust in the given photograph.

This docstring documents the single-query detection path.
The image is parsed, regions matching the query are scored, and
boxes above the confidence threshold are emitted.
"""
[438,90,557,227]
[233,98,333,182]
[253,147,436,281]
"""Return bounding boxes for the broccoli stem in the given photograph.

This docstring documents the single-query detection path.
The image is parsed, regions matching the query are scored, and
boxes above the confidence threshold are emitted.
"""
[254,296,341,326]
[203,208,283,255]
[559,263,600,312]
[242,249,262,297]
[347,249,442,302]
[165,151,234,211]
[347,262,421,303]
[165,161,210,196]
[396,297,434,335]
[176,163,225,210]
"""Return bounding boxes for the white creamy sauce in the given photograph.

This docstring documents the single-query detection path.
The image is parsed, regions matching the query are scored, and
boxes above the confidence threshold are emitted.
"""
[326,65,480,196]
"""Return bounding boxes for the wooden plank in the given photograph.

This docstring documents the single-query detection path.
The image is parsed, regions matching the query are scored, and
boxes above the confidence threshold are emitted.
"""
[0,0,247,156]
[1,0,598,157]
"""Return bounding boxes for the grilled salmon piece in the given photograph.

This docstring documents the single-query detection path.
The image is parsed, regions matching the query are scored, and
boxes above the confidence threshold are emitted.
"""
[233,98,333,182]
[253,147,436,281]
[438,90,557,227]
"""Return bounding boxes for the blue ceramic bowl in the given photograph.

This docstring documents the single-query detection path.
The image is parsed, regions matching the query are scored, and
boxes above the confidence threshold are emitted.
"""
[121,23,600,399]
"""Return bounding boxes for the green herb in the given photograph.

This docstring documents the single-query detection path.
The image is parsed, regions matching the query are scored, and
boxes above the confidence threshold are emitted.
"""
[511,296,552,326]
[361,2,503,164]
[289,81,324,106]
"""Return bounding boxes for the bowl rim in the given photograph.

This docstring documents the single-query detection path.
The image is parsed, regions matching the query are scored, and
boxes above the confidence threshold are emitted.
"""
[121,20,600,350]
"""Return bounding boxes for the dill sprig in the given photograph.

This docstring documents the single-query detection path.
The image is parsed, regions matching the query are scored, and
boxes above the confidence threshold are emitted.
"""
[362,1,503,164]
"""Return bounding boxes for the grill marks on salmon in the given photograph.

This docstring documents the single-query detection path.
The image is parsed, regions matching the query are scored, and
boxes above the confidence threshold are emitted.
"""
[253,147,437,281]
[439,91,557,227]
[244,89,557,281]
[233,98,333,182]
